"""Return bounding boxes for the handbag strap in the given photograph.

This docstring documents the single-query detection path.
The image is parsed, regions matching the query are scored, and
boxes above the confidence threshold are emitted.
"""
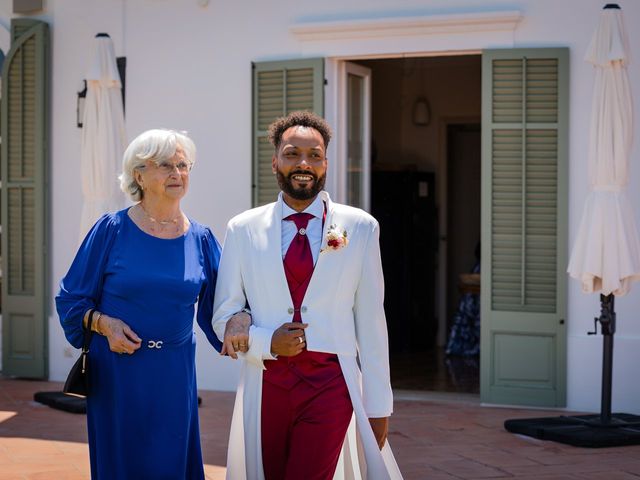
[83,310,96,353]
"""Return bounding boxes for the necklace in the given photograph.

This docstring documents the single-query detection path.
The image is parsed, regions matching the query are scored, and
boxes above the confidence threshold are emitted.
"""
[139,203,182,234]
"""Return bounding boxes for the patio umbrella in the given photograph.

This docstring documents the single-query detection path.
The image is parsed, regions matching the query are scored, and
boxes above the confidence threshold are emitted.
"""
[505,4,640,447]
[567,3,640,296]
[568,1,640,428]
[78,33,126,240]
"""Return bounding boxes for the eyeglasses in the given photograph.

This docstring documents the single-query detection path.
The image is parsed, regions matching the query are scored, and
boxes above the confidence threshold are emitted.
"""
[140,160,192,175]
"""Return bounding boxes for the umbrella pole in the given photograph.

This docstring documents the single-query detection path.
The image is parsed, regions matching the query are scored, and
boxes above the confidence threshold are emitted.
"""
[598,293,615,424]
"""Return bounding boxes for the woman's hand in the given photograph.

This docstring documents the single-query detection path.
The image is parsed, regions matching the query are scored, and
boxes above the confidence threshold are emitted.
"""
[99,315,142,355]
[221,311,251,359]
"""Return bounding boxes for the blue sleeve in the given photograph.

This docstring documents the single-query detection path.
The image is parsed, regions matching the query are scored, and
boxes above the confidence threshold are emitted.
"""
[55,213,120,349]
[197,226,223,352]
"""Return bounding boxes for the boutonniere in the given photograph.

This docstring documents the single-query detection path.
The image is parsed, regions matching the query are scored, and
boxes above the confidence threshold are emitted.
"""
[322,224,348,252]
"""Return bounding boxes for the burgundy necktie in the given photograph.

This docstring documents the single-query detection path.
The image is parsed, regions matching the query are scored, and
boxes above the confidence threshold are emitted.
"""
[283,213,314,322]
[263,207,341,390]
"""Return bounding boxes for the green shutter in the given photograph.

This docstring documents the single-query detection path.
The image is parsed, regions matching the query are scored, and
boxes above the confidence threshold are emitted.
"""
[1,19,49,378]
[252,59,324,207]
[481,49,568,407]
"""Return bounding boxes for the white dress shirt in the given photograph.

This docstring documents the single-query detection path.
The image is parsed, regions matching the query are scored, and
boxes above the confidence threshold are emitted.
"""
[280,193,324,265]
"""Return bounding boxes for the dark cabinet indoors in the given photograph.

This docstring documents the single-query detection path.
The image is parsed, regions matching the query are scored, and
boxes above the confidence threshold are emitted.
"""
[371,170,437,353]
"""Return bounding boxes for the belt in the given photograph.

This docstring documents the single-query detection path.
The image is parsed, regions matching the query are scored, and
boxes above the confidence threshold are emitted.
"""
[141,331,194,350]
[146,340,165,350]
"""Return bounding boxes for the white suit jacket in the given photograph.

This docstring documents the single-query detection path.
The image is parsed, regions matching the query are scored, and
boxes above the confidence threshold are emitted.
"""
[213,191,402,480]
[213,190,393,416]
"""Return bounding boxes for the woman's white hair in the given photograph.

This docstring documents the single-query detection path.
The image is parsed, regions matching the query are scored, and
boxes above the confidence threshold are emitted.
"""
[119,129,196,202]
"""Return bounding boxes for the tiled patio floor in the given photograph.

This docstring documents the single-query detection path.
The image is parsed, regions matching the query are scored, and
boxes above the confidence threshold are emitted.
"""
[1,378,640,479]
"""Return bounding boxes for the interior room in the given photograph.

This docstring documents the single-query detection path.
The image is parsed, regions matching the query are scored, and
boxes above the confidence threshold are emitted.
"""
[355,55,482,394]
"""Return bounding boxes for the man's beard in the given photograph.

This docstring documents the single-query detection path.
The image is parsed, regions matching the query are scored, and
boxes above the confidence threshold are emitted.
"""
[276,169,326,200]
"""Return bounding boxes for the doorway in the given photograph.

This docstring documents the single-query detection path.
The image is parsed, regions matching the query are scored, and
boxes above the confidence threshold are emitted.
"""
[349,55,482,393]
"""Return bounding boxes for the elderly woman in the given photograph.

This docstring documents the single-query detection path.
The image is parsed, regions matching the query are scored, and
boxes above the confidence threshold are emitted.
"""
[56,129,221,479]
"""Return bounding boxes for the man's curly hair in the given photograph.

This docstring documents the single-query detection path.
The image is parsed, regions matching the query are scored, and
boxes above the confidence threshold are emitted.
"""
[267,110,332,151]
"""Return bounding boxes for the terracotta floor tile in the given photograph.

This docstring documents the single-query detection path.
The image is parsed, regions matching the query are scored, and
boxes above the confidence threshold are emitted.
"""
[460,451,540,468]
[502,462,612,476]
[71,462,91,476]
[2,378,640,479]
[580,472,640,480]
[203,464,226,480]
[431,458,511,478]
[619,461,640,475]
[26,473,89,480]
[495,476,578,480]
[404,468,460,480]
[0,464,71,475]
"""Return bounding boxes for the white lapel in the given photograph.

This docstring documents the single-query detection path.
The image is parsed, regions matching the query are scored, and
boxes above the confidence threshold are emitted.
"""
[318,190,335,253]
[306,191,337,295]
[261,195,290,300]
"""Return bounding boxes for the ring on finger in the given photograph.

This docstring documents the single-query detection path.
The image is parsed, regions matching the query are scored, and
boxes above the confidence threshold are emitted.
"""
[298,336,304,344]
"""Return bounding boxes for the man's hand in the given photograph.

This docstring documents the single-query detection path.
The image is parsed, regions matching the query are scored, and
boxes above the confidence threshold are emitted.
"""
[221,312,251,359]
[369,417,389,450]
[270,322,308,356]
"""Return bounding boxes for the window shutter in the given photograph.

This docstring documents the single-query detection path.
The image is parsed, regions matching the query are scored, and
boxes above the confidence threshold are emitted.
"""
[481,49,568,407]
[252,59,324,207]
[1,19,49,378]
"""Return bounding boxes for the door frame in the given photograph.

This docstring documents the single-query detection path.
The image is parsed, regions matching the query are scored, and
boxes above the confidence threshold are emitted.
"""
[436,115,481,347]
[341,61,372,212]
[325,59,372,208]
[325,50,567,404]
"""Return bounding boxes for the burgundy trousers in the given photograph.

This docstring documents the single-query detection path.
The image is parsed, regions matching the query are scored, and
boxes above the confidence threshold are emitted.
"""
[261,210,353,479]
[261,373,353,480]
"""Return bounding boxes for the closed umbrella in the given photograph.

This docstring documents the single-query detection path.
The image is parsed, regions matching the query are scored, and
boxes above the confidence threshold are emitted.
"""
[505,4,640,447]
[79,33,126,240]
[568,4,640,294]
[568,2,640,431]
[567,3,640,425]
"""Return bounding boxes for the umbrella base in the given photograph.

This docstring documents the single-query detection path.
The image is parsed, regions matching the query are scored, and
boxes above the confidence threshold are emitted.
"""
[34,391,204,414]
[34,391,86,414]
[505,413,640,448]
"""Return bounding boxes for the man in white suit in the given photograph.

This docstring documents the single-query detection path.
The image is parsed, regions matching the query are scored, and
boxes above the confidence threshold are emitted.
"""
[213,111,401,480]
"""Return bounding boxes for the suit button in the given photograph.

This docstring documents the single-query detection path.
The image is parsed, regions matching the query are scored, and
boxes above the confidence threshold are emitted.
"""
[301,306,308,313]
[287,307,294,314]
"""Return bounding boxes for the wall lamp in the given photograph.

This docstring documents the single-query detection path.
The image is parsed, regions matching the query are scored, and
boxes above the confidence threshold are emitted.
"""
[76,80,87,128]
[412,97,431,126]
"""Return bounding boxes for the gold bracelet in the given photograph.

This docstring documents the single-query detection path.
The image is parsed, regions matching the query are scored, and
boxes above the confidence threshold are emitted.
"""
[93,311,104,335]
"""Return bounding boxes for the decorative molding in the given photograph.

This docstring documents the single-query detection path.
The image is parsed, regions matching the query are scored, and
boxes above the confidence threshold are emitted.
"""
[291,10,522,41]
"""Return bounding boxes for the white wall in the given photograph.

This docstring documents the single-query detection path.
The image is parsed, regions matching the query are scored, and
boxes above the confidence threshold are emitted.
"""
[1,0,638,410]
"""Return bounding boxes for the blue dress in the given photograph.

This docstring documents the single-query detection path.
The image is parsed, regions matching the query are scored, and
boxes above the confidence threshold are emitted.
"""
[56,209,222,480]
[445,261,480,357]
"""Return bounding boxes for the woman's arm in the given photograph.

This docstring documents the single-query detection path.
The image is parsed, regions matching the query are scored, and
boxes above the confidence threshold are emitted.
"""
[56,214,119,348]
[83,309,142,354]
[196,226,224,351]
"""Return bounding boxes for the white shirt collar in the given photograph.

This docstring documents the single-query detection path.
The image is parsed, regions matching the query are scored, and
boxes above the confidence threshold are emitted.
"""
[280,192,324,220]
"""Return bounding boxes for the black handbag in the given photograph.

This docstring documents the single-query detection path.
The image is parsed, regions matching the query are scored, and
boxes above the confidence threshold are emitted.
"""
[63,310,95,398]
